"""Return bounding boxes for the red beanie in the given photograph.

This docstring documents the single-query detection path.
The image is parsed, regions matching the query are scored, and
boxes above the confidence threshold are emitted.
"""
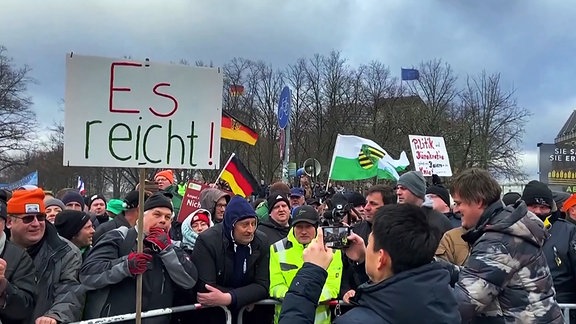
[155,170,174,184]
[7,188,46,214]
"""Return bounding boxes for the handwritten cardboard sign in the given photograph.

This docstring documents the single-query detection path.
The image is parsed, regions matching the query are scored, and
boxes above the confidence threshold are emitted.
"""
[408,135,452,177]
[64,54,223,169]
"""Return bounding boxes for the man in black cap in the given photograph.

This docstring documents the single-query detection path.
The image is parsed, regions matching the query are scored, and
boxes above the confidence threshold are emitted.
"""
[92,190,149,243]
[87,194,108,225]
[0,192,37,323]
[259,192,292,245]
[269,205,342,323]
[55,210,95,259]
[522,180,576,309]
[80,193,198,323]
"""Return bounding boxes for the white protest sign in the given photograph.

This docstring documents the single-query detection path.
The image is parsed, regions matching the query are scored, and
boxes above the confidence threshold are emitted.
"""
[64,54,223,169]
[408,135,452,176]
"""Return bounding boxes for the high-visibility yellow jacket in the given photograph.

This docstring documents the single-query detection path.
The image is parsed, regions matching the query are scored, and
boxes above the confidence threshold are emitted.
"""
[269,228,342,324]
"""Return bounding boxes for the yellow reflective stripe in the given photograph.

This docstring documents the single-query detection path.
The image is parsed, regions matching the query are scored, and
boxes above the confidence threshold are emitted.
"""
[274,241,287,263]
[314,306,330,324]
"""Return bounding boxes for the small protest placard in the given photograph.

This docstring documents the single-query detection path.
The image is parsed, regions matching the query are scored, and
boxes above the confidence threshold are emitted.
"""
[408,135,452,177]
[177,181,208,222]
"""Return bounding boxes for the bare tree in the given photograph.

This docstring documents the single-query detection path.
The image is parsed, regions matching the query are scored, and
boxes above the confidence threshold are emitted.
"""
[456,71,529,180]
[0,46,38,173]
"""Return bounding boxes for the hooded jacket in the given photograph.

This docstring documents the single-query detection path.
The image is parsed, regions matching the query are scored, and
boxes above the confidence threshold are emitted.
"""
[279,262,460,324]
[456,200,563,323]
[191,196,269,309]
[270,227,342,324]
[180,209,211,252]
[200,188,230,223]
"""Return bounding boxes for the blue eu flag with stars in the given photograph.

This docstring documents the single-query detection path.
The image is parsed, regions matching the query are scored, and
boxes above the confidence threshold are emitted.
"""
[401,68,420,81]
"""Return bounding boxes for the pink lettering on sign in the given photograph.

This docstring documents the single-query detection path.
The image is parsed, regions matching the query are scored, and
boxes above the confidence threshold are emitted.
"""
[416,150,445,160]
[411,137,435,150]
[109,61,179,117]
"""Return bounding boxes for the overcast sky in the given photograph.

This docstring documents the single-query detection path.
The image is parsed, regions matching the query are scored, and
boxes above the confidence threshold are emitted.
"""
[2,0,575,181]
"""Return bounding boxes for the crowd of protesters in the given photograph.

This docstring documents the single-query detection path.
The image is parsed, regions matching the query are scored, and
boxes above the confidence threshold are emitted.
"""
[0,168,574,323]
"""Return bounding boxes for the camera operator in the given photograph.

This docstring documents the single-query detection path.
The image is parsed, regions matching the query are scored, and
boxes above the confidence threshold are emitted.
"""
[278,204,460,323]
[340,185,396,301]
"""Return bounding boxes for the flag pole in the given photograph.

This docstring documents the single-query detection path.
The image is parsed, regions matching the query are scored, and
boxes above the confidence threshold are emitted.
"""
[325,134,341,191]
[135,168,146,324]
[215,153,235,183]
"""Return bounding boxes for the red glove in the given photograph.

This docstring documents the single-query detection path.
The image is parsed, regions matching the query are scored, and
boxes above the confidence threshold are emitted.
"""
[145,227,172,251]
[127,252,152,275]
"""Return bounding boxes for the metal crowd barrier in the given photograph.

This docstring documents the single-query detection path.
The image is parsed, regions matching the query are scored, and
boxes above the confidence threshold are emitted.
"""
[72,301,576,324]
[560,304,576,324]
[236,299,348,324]
[69,304,232,324]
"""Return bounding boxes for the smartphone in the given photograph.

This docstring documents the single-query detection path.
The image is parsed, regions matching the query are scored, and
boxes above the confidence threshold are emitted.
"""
[322,226,351,249]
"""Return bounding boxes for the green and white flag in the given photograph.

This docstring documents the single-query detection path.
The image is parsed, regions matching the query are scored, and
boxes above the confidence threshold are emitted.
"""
[328,134,410,181]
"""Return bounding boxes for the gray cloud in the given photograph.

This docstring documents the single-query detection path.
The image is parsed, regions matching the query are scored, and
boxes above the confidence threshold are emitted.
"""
[2,0,576,174]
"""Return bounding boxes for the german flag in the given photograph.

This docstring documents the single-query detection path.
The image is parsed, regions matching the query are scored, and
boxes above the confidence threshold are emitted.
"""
[221,111,259,145]
[230,84,244,96]
[220,154,259,197]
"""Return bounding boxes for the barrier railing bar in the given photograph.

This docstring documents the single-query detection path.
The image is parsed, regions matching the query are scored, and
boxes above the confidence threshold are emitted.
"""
[70,304,232,324]
[69,301,576,324]
[236,299,349,324]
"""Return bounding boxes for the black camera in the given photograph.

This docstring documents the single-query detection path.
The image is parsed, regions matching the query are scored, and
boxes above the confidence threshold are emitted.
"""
[321,194,351,249]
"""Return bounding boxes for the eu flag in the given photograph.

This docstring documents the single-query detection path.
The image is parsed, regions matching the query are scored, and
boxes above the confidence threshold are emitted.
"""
[401,68,420,81]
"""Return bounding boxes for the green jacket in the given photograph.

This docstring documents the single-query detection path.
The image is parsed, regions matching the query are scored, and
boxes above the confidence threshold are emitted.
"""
[269,227,342,324]
[256,200,269,221]
[163,184,183,218]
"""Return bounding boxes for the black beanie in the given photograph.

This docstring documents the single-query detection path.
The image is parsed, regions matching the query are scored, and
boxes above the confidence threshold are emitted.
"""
[267,192,290,211]
[521,180,553,207]
[55,210,91,240]
[61,192,86,210]
[87,194,107,208]
[426,185,451,207]
[144,193,173,212]
[502,192,521,206]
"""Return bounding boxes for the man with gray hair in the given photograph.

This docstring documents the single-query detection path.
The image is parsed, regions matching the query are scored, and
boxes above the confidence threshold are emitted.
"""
[396,171,452,239]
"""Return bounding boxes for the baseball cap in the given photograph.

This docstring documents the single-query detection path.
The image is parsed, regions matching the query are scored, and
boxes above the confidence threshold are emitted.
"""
[290,187,304,198]
[292,205,319,226]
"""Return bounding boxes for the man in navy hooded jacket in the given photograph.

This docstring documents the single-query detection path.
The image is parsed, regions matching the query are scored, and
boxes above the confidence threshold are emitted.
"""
[191,196,270,323]
[279,203,460,323]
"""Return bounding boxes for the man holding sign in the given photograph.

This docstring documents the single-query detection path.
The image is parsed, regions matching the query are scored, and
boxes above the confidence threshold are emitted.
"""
[80,193,198,323]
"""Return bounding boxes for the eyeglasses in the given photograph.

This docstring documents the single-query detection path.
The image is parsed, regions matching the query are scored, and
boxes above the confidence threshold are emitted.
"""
[13,213,47,224]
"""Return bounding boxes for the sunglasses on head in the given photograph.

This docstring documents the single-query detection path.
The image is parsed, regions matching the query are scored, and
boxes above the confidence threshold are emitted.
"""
[13,213,47,224]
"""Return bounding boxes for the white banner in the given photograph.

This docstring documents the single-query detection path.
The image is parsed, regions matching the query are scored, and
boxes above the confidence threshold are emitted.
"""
[64,54,223,169]
[408,135,452,177]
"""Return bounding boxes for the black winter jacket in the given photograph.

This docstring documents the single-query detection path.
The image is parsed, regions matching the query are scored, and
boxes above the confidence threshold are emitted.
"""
[0,238,36,324]
[280,262,461,324]
[543,217,576,303]
[258,218,290,245]
[191,223,270,309]
[92,212,131,243]
[80,227,197,324]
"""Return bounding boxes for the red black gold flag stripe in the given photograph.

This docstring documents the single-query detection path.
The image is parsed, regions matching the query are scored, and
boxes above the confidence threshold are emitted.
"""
[221,111,259,145]
[230,84,244,96]
[220,154,259,197]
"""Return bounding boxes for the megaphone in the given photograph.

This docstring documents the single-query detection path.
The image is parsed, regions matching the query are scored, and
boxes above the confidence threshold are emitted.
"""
[302,158,321,177]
